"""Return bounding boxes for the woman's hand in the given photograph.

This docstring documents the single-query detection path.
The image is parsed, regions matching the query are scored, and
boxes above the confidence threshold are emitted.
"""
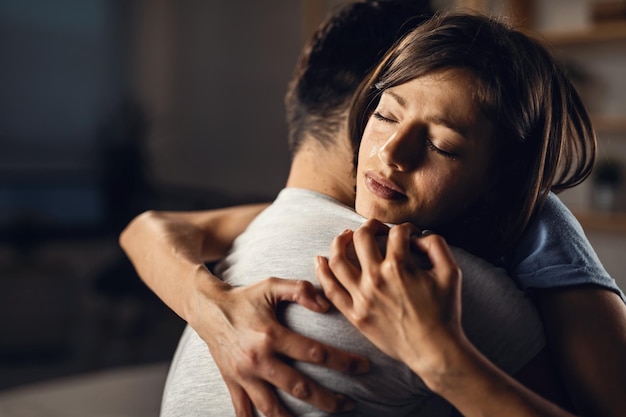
[190,273,369,417]
[315,219,464,380]
[317,219,578,417]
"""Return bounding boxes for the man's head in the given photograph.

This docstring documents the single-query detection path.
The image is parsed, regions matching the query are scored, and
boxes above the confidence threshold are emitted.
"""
[285,0,433,157]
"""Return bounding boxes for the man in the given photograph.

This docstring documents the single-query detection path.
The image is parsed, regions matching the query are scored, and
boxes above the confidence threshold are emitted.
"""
[120,2,562,416]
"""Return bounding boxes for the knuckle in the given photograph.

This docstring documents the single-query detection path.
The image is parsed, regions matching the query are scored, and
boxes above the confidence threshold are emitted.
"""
[265,276,280,286]
[262,362,279,379]
[294,279,313,296]
[308,343,328,363]
[353,224,369,239]
[381,256,404,275]
[327,253,342,270]
[431,234,446,245]
[237,347,262,370]
[391,223,409,236]
[290,380,311,399]
[255,402,275,417]
[349,308,370,327]
[363,218,381,229]
[237,338,274,371]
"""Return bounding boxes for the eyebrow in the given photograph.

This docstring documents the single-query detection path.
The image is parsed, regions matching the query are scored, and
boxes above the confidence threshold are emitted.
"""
[383,89,470,138]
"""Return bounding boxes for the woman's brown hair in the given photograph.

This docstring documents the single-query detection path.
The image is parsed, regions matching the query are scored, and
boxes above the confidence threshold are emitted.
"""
[349,12,596,260]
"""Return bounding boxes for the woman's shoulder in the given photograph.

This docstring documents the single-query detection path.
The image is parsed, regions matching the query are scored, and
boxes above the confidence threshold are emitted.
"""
[505,192,622,297]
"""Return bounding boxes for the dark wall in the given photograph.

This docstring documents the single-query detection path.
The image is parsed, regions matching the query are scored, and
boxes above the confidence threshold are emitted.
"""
[0,0,303,389]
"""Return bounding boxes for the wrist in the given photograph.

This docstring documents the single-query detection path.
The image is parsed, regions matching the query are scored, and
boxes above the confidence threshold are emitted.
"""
[183,264,232,326]
[405,330,477,395]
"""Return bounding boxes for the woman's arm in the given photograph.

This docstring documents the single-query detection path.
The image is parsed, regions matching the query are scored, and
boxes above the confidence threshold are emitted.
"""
[534,286,626,417]
[119,206,367,416]
[316,220,578,417]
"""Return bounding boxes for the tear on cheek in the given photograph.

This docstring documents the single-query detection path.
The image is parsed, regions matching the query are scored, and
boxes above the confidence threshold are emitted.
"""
[367,144,379,158]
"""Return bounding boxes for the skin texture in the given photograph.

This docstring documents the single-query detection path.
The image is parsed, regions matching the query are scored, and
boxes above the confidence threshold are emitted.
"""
[121,69,626,416]
[355,70,497,229]
[316,220,578,417]
[314,68,626,417]
[120,201,368,417]
[120,13,626,417]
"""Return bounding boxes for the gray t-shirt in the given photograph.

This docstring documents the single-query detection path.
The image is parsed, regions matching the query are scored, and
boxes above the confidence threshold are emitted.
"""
[160,188,545,417]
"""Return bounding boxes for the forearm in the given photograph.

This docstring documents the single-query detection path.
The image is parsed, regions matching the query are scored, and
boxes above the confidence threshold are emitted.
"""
[410,334,576,417]
[535,287,626,417]
[317,223,577,417]
[118,204,267,321]
[119,210,217,321]
[161,204,269,262]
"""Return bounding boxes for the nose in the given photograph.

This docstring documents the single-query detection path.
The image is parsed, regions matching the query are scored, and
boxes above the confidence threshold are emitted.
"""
[377,124,423,171]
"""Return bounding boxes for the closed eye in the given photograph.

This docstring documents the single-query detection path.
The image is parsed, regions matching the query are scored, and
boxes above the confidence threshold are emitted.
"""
[372,111,397,124]
[426,138,458,159]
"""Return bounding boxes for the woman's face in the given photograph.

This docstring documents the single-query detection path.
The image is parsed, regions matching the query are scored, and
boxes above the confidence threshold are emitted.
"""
[355,69,497,229]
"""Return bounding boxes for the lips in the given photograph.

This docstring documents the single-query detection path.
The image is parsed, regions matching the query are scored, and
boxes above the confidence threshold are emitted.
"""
[364,171,406,200]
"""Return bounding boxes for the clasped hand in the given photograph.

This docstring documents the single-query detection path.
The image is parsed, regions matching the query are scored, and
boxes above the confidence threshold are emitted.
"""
[193,274,369,417]
[315,219,465,384]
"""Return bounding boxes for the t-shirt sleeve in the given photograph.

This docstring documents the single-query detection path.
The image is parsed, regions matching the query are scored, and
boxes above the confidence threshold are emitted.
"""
[506,192,625,302]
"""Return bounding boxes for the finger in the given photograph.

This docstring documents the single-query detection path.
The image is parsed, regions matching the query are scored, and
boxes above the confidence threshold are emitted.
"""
[386,223,415,267]
[327,230,361,291]
[316,256,356,315]
[252,358,357,414]
[271,307,369,374]
[263,277,330,312]
[413,234,460,284]
[395,221,422,236]
[224,381,255,417]
[237,379,293,417]
[352,220,389,270]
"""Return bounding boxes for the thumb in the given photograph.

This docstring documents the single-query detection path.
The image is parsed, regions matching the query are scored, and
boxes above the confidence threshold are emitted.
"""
[263,277,330,313]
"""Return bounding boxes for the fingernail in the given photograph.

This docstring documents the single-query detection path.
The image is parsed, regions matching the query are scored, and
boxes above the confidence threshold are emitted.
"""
[315,295,329,310]
[421,229,433,236]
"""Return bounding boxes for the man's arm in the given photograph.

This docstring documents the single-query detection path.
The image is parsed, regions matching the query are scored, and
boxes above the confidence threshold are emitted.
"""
[119,205,268,320]
[119,206,368,416]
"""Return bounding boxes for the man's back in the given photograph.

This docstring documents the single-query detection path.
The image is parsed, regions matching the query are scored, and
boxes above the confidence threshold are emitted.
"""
[160,188,545,416]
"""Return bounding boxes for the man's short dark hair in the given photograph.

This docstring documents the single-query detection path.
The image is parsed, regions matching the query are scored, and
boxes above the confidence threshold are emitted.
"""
[285,0,433,156]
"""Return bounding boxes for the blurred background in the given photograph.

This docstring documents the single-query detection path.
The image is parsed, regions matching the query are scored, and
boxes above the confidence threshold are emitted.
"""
[0,0,301,394]
[0,0,625,413]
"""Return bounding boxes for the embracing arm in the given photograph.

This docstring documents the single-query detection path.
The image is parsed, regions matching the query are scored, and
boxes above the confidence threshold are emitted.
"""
[119,205,367,416]
[534,286,626,417]
[119,204,268,320]
[317,220,578,417]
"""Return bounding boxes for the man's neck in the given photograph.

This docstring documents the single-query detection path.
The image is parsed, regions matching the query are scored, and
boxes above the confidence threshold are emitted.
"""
[285,141,355,207]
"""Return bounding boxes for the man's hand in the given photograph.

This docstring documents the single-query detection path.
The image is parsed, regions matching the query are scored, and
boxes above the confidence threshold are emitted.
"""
[190,274,369,417]
[120,208,368,416]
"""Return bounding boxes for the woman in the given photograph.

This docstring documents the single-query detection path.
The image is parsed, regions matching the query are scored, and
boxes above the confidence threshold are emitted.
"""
[315,12,625,417]
[121,10,626,417]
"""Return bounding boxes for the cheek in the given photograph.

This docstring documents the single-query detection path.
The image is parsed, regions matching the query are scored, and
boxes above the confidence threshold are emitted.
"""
[356,128,379,170]
[421,169,476,219]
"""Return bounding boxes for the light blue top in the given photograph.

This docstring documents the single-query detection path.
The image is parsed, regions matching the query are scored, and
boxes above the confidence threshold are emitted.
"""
[505,192,625,302]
